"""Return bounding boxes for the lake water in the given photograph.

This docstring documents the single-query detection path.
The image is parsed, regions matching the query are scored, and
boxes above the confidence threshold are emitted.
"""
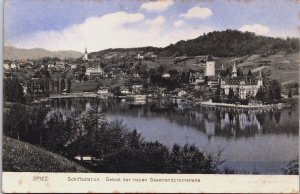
[50,98,299,174]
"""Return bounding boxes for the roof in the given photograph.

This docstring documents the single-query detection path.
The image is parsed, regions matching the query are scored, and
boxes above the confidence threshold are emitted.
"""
[207,54,214,62]
[226,76,257,85]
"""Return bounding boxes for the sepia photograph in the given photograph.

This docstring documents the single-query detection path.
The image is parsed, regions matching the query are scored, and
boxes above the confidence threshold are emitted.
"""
[2,0,299,193]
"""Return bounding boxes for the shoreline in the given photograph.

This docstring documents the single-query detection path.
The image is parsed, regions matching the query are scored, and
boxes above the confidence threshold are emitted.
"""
[199,101,289,109]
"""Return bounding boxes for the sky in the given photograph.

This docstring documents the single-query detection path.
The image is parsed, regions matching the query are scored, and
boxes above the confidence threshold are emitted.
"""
[4,0,299,52]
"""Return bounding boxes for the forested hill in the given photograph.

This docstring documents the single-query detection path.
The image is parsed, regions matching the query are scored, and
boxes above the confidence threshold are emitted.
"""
[90,30,299,58]
[164,30,299,57]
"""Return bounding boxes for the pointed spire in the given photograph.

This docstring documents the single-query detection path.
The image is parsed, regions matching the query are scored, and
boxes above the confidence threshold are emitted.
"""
[85,47,87,54]
[258,70,263,80]
[232,62,237,77]
[207,54,214,62]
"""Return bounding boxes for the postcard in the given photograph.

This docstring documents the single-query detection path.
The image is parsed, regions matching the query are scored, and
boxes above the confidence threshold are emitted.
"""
[2,0,299,193]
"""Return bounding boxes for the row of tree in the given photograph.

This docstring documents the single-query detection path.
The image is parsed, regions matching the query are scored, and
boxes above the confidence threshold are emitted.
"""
[4,104,223,173]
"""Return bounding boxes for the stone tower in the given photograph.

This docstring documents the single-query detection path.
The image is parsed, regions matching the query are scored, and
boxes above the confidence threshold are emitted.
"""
[205,54,215,76]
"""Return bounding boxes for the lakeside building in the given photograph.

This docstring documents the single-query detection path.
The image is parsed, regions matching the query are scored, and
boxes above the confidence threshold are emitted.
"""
[97,87,109,94]
[220,63,263,99]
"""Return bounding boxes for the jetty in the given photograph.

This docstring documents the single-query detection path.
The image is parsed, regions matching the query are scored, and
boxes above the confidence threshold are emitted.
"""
[49,92,97,99]
[199,101,288,110]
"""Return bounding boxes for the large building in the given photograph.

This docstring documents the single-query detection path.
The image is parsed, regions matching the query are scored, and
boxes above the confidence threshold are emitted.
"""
[220,64,263,99]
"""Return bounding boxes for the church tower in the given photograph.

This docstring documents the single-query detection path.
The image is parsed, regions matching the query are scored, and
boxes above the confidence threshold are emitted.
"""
[232,62,237,77]
[205,54,215,77]
[83,47,88,60]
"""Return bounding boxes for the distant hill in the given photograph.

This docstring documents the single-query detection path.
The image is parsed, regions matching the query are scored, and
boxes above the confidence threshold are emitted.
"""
[3,136,91,172]
[90,30,299,58]
[4,46,83,60]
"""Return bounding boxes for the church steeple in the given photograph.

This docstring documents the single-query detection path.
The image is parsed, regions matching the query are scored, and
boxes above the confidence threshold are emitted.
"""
[83,47,88,60]
[232,62,237,77]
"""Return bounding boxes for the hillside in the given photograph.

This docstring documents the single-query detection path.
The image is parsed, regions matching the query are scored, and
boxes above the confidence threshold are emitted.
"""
[3,136,91,172]
[4,46,83,60]
[89,30,299,58]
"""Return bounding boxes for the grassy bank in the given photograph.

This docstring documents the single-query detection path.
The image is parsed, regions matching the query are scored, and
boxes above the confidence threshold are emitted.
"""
[3,136,91,172]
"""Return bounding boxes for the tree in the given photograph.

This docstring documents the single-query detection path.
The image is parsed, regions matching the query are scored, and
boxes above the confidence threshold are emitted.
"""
[3,78,25,103]
[228,88,234,102]
[288,89,292,98]
[275,87,281,100]
[237,68,244,76]
[248,70,252,77]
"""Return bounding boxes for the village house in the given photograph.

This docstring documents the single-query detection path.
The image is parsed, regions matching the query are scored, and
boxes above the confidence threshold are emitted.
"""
[220,63,263,99]
[137,53,144,60]
[189,71,204,85]
[97,87,109,94]
[120,86,131,95]
[3,63,10,70]
[162,73,171,79]
[70,64,77,69]
[10,63,18,69]
[178,90,188,98]
[131,81,143,93]
[85,66,104,78]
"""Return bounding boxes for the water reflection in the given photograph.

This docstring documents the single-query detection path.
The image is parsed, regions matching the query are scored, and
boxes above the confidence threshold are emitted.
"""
[50,98,298,138]
[49,98,299,174]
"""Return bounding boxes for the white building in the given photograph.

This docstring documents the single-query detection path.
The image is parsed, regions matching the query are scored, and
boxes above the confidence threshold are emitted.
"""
[220,64,263,99]
[162,73,171,78]
[137,53,144,60]
[120,86,130,95]
[10,63,17,69]
[205,54,215,77]
[85,66,104,78]
[97,87,109,94]
[4,63,10,70]
[178,90,188,98]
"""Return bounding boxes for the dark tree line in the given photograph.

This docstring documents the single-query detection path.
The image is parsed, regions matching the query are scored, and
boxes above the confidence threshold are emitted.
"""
[4,104,223,173]
[164,30,299,57]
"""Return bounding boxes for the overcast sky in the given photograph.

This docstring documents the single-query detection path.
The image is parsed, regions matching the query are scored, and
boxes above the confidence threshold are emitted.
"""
[4,0,299,52]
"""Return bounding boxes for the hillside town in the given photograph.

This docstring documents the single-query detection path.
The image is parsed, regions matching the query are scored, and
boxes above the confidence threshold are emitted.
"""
[4,46,292,109]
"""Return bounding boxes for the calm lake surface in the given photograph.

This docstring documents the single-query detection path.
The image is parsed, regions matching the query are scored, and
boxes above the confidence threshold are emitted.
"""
[50,98,299,174]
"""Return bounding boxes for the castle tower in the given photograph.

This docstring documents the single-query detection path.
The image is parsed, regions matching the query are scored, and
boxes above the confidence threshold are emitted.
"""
[205,54,215,77]
[232,62,237,77]
[83,47,88,60]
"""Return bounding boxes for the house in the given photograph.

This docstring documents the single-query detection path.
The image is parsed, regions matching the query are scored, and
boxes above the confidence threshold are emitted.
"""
[55,61,65,70]
[10,63,17,69]
[178,90,188,98]
[20,62,33,69]
[207,77,219,88]
[3,63,10,70]
[70,64,77,69]
[132,82,143,93]
[86,66,104,78]
[137,53,144,60]
[151,54,157,59]
[189,71,204,85]
[97,87,109,94]
[162,73,171,78]
[133,73,140,78]
[120,86,130,95]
